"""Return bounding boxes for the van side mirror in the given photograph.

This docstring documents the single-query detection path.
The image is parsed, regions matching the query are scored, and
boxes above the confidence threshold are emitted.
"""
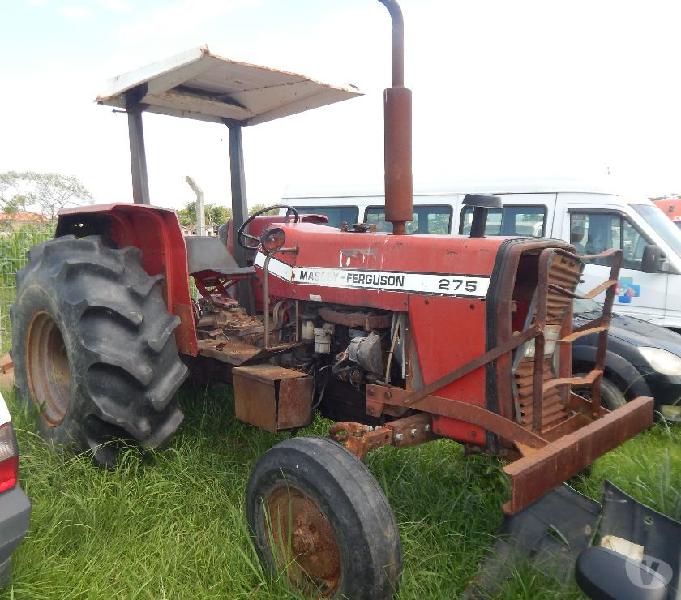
[576,547,668,600]
[641,245,665,273]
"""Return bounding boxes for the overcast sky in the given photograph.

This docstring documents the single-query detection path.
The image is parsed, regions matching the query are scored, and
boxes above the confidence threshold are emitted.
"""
[2,0,681,211]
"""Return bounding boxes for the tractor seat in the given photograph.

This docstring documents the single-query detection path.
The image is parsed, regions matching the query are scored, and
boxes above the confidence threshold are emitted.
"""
[184,235,255,277]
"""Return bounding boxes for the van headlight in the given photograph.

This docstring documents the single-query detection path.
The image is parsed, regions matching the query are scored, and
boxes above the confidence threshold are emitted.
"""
[638,347,681,376]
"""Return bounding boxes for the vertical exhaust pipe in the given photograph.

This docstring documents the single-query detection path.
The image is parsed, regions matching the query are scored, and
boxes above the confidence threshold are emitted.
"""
[378,0,412,235]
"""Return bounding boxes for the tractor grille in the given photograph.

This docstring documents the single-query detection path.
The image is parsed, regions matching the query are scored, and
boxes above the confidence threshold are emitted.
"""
[514,359,566,430]
[513,250,583,433]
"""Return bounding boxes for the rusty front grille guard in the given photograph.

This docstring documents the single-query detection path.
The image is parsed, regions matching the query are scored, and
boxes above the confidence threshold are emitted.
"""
[373,246,653,513]
[524,246,623,432]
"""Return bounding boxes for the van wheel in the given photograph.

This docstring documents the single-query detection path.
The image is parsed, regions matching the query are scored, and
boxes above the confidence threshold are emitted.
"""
[575,373,626,411]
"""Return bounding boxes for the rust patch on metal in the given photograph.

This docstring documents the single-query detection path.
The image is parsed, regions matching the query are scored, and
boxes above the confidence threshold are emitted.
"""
[540,412,592,442]
[233,364,313,432]
[266,486,341,596]
[385,413,436,448]
[277,376,315,430]
[329,422,393,459]
[502,396,653,514]
[367,384,548,450]
[197,338,301,367]
[196,305,265,343]
[173,303,199,356]
[0,354,13,374]
[0,354,14,389]
[198,339,263,366]
[25,312,70,427]
[318,307,391,331]
[329,414,436,459]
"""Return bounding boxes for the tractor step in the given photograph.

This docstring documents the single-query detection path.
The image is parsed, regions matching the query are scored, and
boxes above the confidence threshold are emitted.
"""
[197,339,303,366]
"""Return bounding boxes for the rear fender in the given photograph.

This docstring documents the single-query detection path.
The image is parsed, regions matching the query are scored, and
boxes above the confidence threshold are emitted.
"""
[56,204,197,355]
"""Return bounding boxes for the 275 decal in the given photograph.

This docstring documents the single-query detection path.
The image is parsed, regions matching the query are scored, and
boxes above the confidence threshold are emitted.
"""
[438,277,479,293]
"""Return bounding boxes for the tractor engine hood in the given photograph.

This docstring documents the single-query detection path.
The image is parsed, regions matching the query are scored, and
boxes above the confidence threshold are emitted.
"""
[254,223,518,311]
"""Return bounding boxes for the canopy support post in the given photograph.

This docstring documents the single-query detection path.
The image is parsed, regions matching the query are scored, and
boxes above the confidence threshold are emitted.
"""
[228,122,255,314]
[125,88,150,205]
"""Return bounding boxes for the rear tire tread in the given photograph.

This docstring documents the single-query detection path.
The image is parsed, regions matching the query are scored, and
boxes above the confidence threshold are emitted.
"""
[11,234,187,464]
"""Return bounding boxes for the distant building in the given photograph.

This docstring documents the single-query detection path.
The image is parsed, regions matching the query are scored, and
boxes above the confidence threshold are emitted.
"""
[0,211,46,230]
[652,197,681,228]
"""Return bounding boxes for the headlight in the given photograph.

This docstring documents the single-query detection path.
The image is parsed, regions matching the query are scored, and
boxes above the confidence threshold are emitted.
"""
[638,347,681,376]
[260,227,286,253]
[523,325,561,359]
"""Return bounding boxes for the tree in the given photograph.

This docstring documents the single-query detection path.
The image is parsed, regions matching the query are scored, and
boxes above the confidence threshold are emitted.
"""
[0,171,30,214]
[249,203,278,216]
[2,194,31,214]
[176,200,232,230]
[0,171,92,219]
[206,204,231,226]
[176,201,196,228]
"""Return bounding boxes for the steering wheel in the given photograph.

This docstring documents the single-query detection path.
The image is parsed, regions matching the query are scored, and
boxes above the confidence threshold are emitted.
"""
[237,204,299,249]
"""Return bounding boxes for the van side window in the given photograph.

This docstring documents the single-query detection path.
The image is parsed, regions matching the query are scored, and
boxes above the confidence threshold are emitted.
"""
[364,205,452,234]
[460,208,502,235]
[459,206,546,237]
[570,212,648,270]
[295,206,359,229]
[622,218,647,270]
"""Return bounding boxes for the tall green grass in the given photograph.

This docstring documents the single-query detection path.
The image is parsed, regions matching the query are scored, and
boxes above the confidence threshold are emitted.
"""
[1,382,678,599]
[0,224,678,597]
[0,224,54,353]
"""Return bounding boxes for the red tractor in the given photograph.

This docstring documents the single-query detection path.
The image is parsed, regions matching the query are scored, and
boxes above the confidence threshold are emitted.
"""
[11,1,653,597]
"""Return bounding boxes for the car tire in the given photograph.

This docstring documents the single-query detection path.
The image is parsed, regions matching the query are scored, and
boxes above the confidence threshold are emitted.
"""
[575,373,627,411]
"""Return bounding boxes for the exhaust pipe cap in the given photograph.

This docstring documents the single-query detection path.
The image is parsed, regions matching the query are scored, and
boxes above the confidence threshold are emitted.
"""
[463,194,502,209]
[464,194,502,238]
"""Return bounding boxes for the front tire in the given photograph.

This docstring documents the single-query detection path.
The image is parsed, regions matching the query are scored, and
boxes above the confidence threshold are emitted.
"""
[11,235,188,466]
[246,437,402,599]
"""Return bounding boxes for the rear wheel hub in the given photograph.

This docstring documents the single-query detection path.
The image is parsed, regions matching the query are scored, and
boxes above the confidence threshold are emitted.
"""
[26,312,70,426]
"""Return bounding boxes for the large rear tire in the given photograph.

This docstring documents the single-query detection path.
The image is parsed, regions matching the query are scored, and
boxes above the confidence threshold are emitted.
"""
[246,436,402,599]
[10,235,188,466]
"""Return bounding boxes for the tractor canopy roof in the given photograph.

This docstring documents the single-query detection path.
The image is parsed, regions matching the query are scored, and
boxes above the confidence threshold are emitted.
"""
[96,46,362,126]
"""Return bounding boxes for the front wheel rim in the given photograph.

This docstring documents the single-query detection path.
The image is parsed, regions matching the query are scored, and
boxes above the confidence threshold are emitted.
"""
[265,485,342,596]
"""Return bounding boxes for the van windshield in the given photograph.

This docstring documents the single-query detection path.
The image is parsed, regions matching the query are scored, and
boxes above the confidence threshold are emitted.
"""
[365,205,452,234]
[459,205,546,237]
[293,206,359,228]
[632,204,681,258]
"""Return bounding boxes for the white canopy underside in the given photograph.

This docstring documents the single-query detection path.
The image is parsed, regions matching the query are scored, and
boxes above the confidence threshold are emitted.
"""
[97,46,362,126]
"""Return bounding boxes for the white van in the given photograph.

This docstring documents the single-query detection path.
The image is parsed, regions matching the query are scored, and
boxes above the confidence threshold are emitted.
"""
[282,180,681,329]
